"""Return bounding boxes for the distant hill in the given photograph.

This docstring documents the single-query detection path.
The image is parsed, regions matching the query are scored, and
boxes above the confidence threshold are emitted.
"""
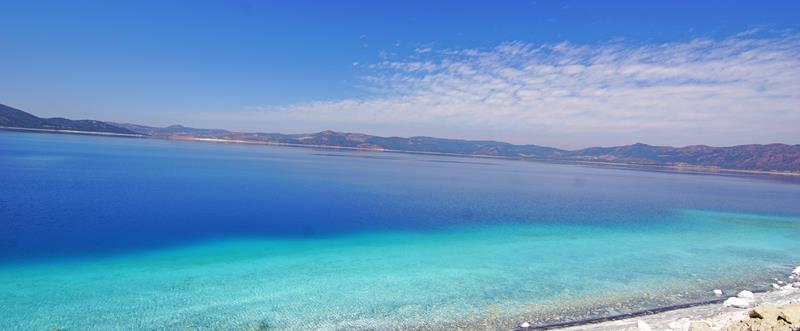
[113,123,566,157]
[569,142,800,172]
[118,123,800,172]
[113,123,231,137]
[2,103,799,173]
[0,104,136,135]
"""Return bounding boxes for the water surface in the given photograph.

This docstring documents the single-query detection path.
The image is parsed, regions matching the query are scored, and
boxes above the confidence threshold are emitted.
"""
[1,131,799,330]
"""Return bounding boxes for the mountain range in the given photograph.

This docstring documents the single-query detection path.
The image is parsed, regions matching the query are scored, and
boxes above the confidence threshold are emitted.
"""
[2,103,799,173]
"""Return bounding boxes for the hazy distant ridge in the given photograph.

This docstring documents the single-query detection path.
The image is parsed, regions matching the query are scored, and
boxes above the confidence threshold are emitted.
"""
[0,104,135,135]
[109,125,800,173]
[2,103,798,172]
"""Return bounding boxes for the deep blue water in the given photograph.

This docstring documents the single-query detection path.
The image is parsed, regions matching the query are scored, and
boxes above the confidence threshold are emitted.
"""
[1,131,799,330]
[2,131,798,262]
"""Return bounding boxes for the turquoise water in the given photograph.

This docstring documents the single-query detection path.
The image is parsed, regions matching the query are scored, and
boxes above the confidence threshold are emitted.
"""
[1,131,799,330]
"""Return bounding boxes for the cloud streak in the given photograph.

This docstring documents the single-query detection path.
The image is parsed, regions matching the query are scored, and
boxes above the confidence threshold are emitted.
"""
[198,31,800,148]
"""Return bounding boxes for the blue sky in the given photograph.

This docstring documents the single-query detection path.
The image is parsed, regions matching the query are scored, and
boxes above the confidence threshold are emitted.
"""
[1,1,799,148]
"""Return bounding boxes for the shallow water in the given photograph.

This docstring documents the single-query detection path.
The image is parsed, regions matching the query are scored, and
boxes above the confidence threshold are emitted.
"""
[1,131,799,330]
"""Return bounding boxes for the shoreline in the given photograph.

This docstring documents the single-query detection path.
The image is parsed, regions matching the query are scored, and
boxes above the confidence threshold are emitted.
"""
[0,126,146,138]
[524,267,800,331]
[524,298,727,330]
[2,126,798,178]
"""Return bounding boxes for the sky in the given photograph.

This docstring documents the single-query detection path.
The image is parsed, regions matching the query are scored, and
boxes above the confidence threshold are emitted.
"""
[1,0,799,148]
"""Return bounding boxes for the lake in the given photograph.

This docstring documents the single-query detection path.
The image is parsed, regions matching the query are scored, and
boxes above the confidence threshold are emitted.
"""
[1,131,799,330]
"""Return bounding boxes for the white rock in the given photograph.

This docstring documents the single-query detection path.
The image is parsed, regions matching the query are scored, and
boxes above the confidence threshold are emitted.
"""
[724,297,750,308]
[793,282,800,288]
[519,321,530,328]
[772,283,781,289]
[778,280,785,285]
[793,266,800,276]
[713,289,723,296]
[737,290,754,299]
[690,320,713,330]
[668,317,690,331]
[781,284,794,290]
[637,320,652,331]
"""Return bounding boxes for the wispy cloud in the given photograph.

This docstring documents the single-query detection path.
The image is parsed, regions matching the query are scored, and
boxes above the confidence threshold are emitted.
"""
[194,31,800,148]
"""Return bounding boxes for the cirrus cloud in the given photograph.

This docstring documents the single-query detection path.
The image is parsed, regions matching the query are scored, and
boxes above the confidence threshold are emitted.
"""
[197,31,800,148]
